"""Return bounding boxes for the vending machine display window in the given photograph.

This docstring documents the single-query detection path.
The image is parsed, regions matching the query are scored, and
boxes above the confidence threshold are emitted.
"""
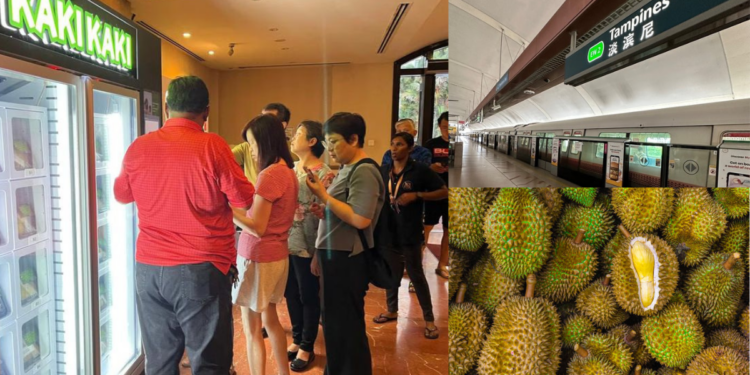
[18,304,53,374]
[14,242,51,316]
[7,109,48,180]
[0,253,15,327]
[98,225,110,265]
[96,174,111,216]
[10,179,50,248]
[0,183,11,255]
[0,323,18,375]
[0,109,8,180]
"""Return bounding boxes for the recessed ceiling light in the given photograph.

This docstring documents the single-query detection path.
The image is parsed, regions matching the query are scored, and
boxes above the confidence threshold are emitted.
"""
[269,28,278,32]
[183,32,191,38]
[208,51,215,55]
[275,39,286,42]
[282,47,289,50]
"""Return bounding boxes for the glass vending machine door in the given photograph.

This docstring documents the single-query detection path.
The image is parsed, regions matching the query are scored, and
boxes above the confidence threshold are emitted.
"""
[90,83,140,375]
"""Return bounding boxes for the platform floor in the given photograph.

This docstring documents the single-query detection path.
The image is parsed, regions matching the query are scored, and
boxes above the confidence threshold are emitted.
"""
[450,136,578,188]
[179,228,448,375]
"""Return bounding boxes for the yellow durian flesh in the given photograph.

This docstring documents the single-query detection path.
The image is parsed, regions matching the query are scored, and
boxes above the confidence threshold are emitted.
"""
[630,239,657,309]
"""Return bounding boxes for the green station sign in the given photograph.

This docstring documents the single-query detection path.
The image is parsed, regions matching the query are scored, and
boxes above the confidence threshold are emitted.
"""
[1,0,134,74]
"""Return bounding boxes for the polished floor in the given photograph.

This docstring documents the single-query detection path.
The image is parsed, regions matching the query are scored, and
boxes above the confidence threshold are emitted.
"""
[450,136,577,188]
[179,228,448,375]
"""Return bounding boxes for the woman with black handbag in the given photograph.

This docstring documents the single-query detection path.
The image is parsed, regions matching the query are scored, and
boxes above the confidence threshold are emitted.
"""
[304,112,385,375]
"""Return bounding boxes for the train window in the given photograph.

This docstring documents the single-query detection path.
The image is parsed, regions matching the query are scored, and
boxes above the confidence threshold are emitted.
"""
[631,132,671,143]
[596,144,605,158]
[561,140,570,152]
[570,141,581,155]
[599,132,627,138]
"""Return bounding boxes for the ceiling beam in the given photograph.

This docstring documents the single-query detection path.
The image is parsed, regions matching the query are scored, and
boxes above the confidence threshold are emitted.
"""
[450,0,529,46]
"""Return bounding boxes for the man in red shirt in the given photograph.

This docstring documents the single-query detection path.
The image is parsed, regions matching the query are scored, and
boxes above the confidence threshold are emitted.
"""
[114,76,255,374]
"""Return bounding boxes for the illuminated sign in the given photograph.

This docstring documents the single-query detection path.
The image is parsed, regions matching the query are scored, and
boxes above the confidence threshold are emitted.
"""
[565,0,737,84]
[0,0,134,74]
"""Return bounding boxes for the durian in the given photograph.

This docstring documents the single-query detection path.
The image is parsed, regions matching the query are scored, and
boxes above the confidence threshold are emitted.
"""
[535,187,564,224]
[562,314,599,349]
[713,219,749,259]
[610,324,653,366]
[567,344,621,375]
[657,368,687,375]
[449,248,473,301]
[634,365,659,375]
[685,346,749,375]
[706,328,749,354]
[464,251,523,316]
[477,274,561,375]
[449,188,488,252]
[611,226,679,316]
[601,230,628,277]
[538,229,599,303]
[713,188,750,219]
[449,284,488,375]
[582,332,635,374]
[557,199,616,250]
[685,253,745,327]
[483,188,552,279]
[642,302,705,369]
[561,188,599,207]
[664,188,727,266]
[577,275,629,329]
[740,307,749,339]
[611,188,675,233]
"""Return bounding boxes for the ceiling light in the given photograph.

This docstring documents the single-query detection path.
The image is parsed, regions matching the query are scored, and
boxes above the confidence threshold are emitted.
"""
[523,89,535,95]
[183,32,191,38]
[275,39,286,42]
[269,28,278,31]
[282,47,289,50]
[208,51,215,55]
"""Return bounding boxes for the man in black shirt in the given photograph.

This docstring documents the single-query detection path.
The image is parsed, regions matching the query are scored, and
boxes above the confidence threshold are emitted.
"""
[373,132,447,340]
[423,112,450,278]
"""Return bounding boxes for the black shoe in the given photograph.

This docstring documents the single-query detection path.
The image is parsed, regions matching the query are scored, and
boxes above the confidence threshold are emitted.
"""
[287,350,299,361]
[262,327,268,339]
[290,352,315,372]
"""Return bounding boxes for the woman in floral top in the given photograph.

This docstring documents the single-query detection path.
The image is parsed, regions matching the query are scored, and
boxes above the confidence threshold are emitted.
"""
[285,120,335,371]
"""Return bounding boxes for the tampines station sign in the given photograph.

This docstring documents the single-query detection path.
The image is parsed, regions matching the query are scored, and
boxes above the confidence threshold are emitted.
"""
[565,0,745,85]
[0,0,135,75]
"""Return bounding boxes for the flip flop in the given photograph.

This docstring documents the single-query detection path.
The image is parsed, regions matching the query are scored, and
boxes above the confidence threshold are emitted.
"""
[424,326,439,340]
[409,282,416,293]
[373,313,398,324]
[435,268,449,279]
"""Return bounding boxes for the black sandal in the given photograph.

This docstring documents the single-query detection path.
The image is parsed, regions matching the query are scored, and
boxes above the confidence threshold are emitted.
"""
[373,313,398,324]
[291,352,316,372]
[424,326,439,340]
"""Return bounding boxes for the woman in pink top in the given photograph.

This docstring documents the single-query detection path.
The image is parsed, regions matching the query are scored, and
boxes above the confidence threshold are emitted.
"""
[231,114,299,375]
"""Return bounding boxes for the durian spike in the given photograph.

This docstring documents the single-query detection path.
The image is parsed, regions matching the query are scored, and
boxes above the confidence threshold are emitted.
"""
[574,344,589,358]
[603,274,611,286]
[631,240,655,308]
[618,224,631,239]
[635,365,642,375]
[525,274,537,298]
[574,228,586,244]
[724,252,741,270]
[456,283,468,303]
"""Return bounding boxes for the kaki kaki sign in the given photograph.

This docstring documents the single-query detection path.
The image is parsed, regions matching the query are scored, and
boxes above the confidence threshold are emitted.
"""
[1,0,134,72]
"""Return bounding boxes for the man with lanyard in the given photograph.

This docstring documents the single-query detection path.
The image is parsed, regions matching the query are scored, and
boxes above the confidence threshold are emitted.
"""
[424,112,450,279]
[372,132,448,340]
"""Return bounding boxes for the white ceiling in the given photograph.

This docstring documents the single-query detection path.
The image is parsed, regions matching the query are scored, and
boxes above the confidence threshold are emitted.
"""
[470,20,750,131]
[130,0,448,70]
[448,0,565,121]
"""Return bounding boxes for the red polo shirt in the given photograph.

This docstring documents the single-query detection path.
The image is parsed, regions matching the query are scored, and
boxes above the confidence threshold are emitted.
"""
[114,118,255,274]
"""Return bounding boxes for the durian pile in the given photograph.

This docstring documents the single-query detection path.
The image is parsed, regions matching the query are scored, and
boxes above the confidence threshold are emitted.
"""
[449,187,750,375]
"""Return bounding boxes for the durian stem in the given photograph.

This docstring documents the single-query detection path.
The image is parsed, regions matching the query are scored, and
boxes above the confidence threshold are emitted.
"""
[456,283,468,303]
[574,229,585,244]
[724,253,741,270]
[635,365,642,375]
[573,344,588,358]
[603,274,611,286]
[618,224,631,239]
[625,330,637,343]
[525,274,537,298]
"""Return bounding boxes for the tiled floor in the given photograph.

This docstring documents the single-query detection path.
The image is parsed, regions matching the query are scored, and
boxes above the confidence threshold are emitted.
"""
[179,229,448,375]
[449,136,577,188]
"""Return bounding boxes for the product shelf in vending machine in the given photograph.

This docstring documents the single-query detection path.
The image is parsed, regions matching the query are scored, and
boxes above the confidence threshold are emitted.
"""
[0,108,9,181]
[6,108,48,181]
[16,301,55,375]
[0,253,17,329]
[9,178,51,250]
[0,322,19,375]
[13,242,52,319]
[0,182,12,256]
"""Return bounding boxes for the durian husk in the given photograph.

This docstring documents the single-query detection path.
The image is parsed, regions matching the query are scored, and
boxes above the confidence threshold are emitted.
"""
[537,236,598,303]
[664,188,727,267]
[483,188,552,279]
[609,323,653,366]
[477,295,561,375]
[712,219,749,260]
[577,276,630,329]
[601,231,629,277]
[464,252,523,316]
[535,187,564,224]
[561,187,599,207]
[611,188,675,233]
[611,233,679,316]
[685,253,745,327]
[566,353,621,375]
[740,306,749,339]
[449,188,489,252]
[685,346,749,375]
[583,332,635,374]
[642,302,705,369]
[449,248,473,301]
[657,368,687,375]
[713,188,750,219]
[556,201,616,250]
[562,314,599,349]
[706,328,749,355]
[449,302,488,375]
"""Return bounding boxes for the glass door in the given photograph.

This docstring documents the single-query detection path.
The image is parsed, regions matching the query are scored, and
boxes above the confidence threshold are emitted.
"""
[87,80,141,375]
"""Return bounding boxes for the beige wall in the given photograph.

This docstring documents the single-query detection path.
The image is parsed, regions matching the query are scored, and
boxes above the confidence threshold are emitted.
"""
[218,63,393,162]
[99,0,131,17]
[218,66,332,146]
